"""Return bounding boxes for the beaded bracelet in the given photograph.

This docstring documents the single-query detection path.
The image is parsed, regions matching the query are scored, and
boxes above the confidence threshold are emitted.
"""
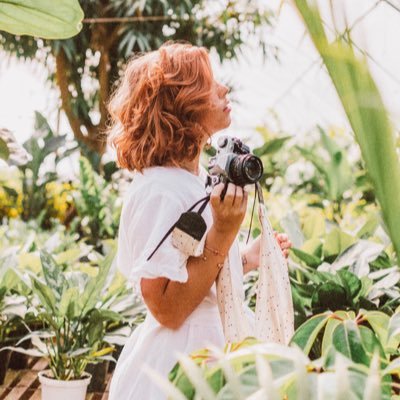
[204,244,226,258]
[201,244,226,269]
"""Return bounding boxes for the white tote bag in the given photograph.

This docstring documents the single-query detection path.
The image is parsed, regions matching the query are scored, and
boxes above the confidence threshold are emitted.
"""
[216,191,294,344]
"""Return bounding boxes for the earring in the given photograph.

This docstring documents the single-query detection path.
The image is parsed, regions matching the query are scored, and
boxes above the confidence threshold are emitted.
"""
[204,136,212,150]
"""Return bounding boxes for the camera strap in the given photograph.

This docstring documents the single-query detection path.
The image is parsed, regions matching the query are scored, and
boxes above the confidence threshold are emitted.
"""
[245,184,258,244]
[146,195,210,261]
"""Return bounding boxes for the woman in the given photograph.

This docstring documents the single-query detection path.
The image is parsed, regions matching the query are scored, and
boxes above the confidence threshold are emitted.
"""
[107,42,291,399]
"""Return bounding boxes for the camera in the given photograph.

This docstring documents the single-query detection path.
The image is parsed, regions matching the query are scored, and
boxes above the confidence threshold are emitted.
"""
[207,136,264,187]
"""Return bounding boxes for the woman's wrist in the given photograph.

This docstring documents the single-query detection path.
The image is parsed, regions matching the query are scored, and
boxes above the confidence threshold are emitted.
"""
[241,252,250,275]
[241,248,257,275]
[208,225,236,255]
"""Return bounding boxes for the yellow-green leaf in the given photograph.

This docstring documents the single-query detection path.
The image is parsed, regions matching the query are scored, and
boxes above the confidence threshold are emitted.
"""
[0,0,84,39]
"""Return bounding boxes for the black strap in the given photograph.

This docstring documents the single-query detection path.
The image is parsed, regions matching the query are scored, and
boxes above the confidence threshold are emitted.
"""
[246,184,257,244]
[146,222,178,261]
[146,195,210,261]
[197,196,210,214]
[187,195,210,213]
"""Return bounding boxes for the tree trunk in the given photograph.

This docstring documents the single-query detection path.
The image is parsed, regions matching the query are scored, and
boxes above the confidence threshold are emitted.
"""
[55,48,107,154]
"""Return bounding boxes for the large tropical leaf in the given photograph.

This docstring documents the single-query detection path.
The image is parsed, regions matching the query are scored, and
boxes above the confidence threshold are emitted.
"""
[290,312,332,355]
[0,128,30,165]
[79,244,117,314]
[40,251,67,302]
[293,0,400,261]
[253,136,291,157]
[31,277,57,315]
[296,127,353,202]
[332,321,370,366]
[0,0,84,39]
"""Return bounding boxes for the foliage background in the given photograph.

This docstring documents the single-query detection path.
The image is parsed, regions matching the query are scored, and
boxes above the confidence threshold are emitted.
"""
[0,0,400,398]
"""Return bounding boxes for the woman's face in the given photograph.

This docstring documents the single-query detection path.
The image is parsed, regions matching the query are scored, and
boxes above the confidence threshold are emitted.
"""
[199,79,231,137]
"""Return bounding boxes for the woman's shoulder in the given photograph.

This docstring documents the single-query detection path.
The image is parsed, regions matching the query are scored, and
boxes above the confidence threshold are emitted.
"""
[123,165,207,206]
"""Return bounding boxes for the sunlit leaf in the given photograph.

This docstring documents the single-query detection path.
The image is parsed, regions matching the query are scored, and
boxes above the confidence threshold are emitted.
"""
[0,137,9,160]
[0,0,84,39]
[290,312,331,355]
[293,0,400,261]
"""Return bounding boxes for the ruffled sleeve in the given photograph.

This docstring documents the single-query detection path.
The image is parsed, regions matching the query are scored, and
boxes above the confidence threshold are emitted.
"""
[116,186,192,296]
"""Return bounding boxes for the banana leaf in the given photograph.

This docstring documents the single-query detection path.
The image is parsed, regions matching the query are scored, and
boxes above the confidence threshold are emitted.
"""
[0,0,83,39]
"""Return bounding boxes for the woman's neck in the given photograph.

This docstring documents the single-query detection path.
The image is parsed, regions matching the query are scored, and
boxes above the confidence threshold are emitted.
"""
[179,135,209,176]
[180,156,201,176]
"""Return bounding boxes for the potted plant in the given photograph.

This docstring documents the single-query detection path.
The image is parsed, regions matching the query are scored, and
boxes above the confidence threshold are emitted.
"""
[5,245,120,399]
[86,269,146,392]
[0,254,27,384]
[0,293,27,384]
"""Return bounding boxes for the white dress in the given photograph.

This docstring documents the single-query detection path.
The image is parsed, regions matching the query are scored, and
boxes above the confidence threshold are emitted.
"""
[109,166,254,400]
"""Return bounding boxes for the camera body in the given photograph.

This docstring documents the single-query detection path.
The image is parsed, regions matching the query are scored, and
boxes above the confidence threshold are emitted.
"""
[207,136,264,187]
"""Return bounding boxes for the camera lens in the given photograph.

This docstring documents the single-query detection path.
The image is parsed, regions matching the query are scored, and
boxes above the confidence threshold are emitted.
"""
[228,154,263,186]
[244,157,263,182]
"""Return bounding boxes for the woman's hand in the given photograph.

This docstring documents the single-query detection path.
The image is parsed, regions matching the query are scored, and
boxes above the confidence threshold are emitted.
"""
[275,232,292,259]
[242,232,292,274]
[210,182,248,239]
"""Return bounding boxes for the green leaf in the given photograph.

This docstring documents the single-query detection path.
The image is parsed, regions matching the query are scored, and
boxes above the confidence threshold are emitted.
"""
[291,248,321,268]
[318,127,353,200]
[290,312,332,355]
[363,311,390,349]
[387,312,400,349]
[253,136,291,157]
[317,126,341,157]
[40,251,66,301]
[96,309,123,322]
[383,357,400,376]
[79,244,117,314]
[59,287,78,318]
[0,345,44,358]
[34,111,53,134]
[302,212,326,239]
[356,213,380,238]
[323,228,357,258]
[0,137,9,160]
[301,238,323,257]
[332,320,370,366]
[168,361,196,398]
[31,277,57,315]
[321,312,350,356]
[0,0,84,39]
[1,269,20,291]
[364,352,382,400]
[296,146,327,180]
[87,312,104,346]
[312,282,348,310]
[43,135,67,158]
[337,270,362,301]
[369,252,392,270]
[293,0,400,261]
[359,326,387,366]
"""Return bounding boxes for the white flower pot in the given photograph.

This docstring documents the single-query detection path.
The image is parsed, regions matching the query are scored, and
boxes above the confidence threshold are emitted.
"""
[38,370,92,400]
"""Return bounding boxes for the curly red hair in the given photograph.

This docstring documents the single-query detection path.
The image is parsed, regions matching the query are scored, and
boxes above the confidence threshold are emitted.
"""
[107,42,214,172]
